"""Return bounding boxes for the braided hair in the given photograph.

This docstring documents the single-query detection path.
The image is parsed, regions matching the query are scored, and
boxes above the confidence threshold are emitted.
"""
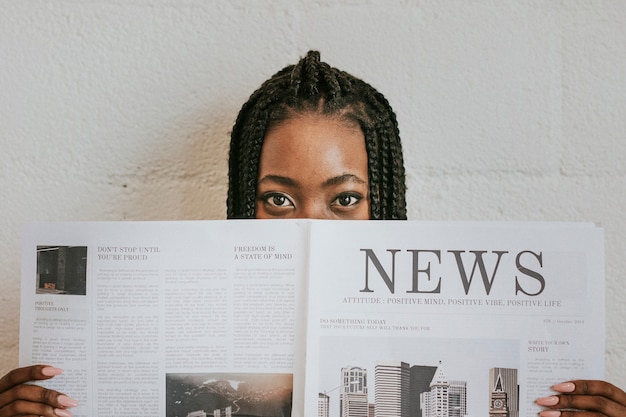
[227,50,407,220]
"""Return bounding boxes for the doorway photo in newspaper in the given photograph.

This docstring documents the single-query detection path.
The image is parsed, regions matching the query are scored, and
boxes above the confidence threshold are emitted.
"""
[36,245,87,296]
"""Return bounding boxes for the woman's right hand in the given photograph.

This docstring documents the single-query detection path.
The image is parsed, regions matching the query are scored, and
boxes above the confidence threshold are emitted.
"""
[0,365,78,417]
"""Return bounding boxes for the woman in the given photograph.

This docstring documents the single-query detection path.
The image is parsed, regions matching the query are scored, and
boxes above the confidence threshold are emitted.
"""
[1,51,624,417]
[226,50,406,221]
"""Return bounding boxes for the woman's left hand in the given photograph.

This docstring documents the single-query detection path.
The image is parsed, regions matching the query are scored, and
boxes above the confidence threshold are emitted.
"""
[536,380,626,416]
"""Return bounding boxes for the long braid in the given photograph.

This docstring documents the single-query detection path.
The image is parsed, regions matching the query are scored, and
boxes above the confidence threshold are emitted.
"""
[227,50,407,220]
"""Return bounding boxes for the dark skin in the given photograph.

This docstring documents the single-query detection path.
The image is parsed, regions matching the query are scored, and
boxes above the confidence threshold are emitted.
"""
[256,113,370,220]
[536,380,626,417]
[2,113,625,416]
[0,365,77,417]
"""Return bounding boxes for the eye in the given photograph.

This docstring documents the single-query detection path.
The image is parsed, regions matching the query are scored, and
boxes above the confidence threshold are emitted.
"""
[261,192,295,208]
[331,193,362,208]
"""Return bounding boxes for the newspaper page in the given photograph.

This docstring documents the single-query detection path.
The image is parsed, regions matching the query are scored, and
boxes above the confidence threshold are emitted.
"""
[20,220,309,417]
[302,221,604,417]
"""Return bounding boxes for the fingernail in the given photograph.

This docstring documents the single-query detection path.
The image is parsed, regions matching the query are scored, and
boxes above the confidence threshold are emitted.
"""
[42,367,63,377]
[552,382,575,392]
[55,408,73,417]
[539,411,561,417]
[535,395,559,406]
[58,395,79,408]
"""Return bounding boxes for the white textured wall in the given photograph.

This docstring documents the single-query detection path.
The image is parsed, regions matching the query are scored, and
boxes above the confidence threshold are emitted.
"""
[2,0,625,389]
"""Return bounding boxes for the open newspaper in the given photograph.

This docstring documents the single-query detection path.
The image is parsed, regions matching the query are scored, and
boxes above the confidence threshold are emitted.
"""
[20,220,604,417]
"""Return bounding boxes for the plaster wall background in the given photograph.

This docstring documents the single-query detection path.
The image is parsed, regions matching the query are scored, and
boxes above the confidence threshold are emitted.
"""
[1,0,625,390]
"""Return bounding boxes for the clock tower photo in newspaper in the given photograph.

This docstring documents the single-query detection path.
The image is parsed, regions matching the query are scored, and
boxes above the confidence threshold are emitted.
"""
[489,371,513,417]
[488,367,519,417]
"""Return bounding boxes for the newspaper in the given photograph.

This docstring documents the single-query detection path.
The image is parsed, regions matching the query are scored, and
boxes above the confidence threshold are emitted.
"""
[302,221,604,417]
[19,220,604,417]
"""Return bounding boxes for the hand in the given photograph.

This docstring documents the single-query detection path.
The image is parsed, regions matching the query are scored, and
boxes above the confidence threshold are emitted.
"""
[536,380,626,417]
[0,365,78,417]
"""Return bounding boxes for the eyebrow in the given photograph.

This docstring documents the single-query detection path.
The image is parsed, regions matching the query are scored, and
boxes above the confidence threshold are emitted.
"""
[257,175,299,187]
[323,174,367,187]
[257,174,367,188]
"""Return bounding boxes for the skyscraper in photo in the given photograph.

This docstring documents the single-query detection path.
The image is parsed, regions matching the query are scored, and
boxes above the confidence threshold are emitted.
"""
[340,366,369,417]
[319,392,330,417]
[374,361,410,417]
[409,365,438,417]
[420,362,467,417]
[447,380,467,417]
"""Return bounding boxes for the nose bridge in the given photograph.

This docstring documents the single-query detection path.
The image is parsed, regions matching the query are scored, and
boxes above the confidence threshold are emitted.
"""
[298,197,330,219]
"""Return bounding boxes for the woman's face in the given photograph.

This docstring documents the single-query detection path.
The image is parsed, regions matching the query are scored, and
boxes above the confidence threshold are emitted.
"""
[256,113,370,219]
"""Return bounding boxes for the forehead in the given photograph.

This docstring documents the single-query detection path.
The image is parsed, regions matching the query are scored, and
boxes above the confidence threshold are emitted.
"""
[258,113,368,180]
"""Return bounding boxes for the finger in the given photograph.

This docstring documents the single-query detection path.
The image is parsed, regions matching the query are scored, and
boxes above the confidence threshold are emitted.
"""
[0,365,62,393]
[0,399,73,417]
[556,393,626,417]
[555,380,626,407]
[547,380,626,416]
[0,383,77,410]
[540,411,606,417]
[537,392,626,417]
